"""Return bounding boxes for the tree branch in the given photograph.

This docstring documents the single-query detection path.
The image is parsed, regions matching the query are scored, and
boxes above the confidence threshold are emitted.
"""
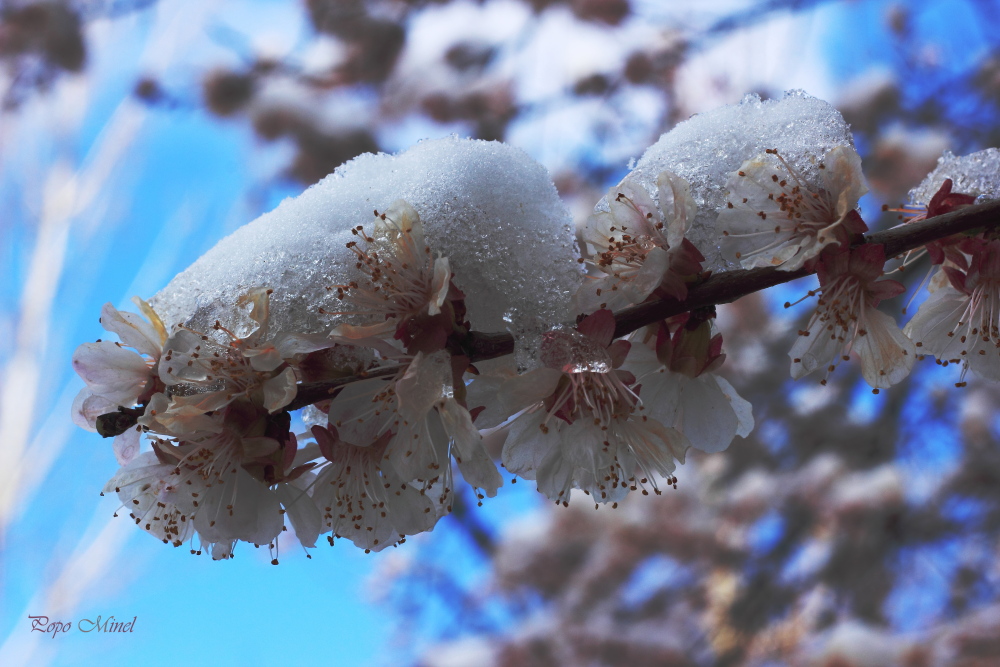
[272,199,1000,412]
[471,198,1000,358]
[100,198,1000,433]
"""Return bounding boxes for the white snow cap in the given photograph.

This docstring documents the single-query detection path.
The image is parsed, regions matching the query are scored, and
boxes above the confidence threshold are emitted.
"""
[909,147,1000,205]
[615,90,856,271]
[150,137,581,340]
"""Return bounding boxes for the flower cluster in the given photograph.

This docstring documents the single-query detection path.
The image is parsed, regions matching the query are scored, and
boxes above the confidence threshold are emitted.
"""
[72,110,1000,561]
[79,289,346,560]
[75,201,506,558]
[787,244,914,391]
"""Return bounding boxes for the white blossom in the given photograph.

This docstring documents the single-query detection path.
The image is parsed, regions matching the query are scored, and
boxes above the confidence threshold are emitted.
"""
[904,239,1000,384]
[788,245,915,389]
[719,145,868,271]
[577,171,703,312]
[499,310,687,505]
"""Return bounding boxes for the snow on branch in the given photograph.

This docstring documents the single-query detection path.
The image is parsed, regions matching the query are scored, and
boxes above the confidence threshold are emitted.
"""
[72,91,1000,559]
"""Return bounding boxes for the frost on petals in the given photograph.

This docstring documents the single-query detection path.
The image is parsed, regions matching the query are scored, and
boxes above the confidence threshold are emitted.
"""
[788,244,915,389]
[577,172,704,313]
[156,288,306,420]
[329,200,460,354]
[720,145,869,271]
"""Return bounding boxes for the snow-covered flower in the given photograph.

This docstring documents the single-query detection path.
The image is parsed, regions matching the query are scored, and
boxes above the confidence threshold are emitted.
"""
[904,238,1000,384]
[719,145,869,271]
[153,288,306,430]
[788,244,915,389]
[329,200,458,354]
[500,310,688,506]
[576,171,704,312]
[623,314,754,455]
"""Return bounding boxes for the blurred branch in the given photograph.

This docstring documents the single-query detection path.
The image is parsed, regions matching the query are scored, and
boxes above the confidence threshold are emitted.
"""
[702,0,843,37]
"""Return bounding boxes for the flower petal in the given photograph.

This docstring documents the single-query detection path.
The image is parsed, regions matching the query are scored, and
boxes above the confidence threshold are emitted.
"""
[113,427,141,466]
[656,170,696,248]
[100,303,162,359]
[72,341,151,406]
[263,367,298,412]
[854,308,915,388]
[439,398,502,497]
[275,479,322,549]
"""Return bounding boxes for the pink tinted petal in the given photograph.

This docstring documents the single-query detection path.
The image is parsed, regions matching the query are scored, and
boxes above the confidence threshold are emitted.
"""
[868,278,906,305]
[577,309,616,347]
[943,266,968,293]
[312,425,338,461]
[849,244,886,281]
[607,340,631,368]
[73,341,150,388]
[72,389,116,431]
[113,427,141,466]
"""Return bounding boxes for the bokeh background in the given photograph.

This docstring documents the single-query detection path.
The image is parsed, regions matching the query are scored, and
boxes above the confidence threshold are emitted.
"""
[3,0,1000,665]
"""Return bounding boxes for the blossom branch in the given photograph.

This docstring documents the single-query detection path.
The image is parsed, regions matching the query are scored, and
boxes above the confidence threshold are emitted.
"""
[469,198,1000,359]
[97,198,1000,434]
